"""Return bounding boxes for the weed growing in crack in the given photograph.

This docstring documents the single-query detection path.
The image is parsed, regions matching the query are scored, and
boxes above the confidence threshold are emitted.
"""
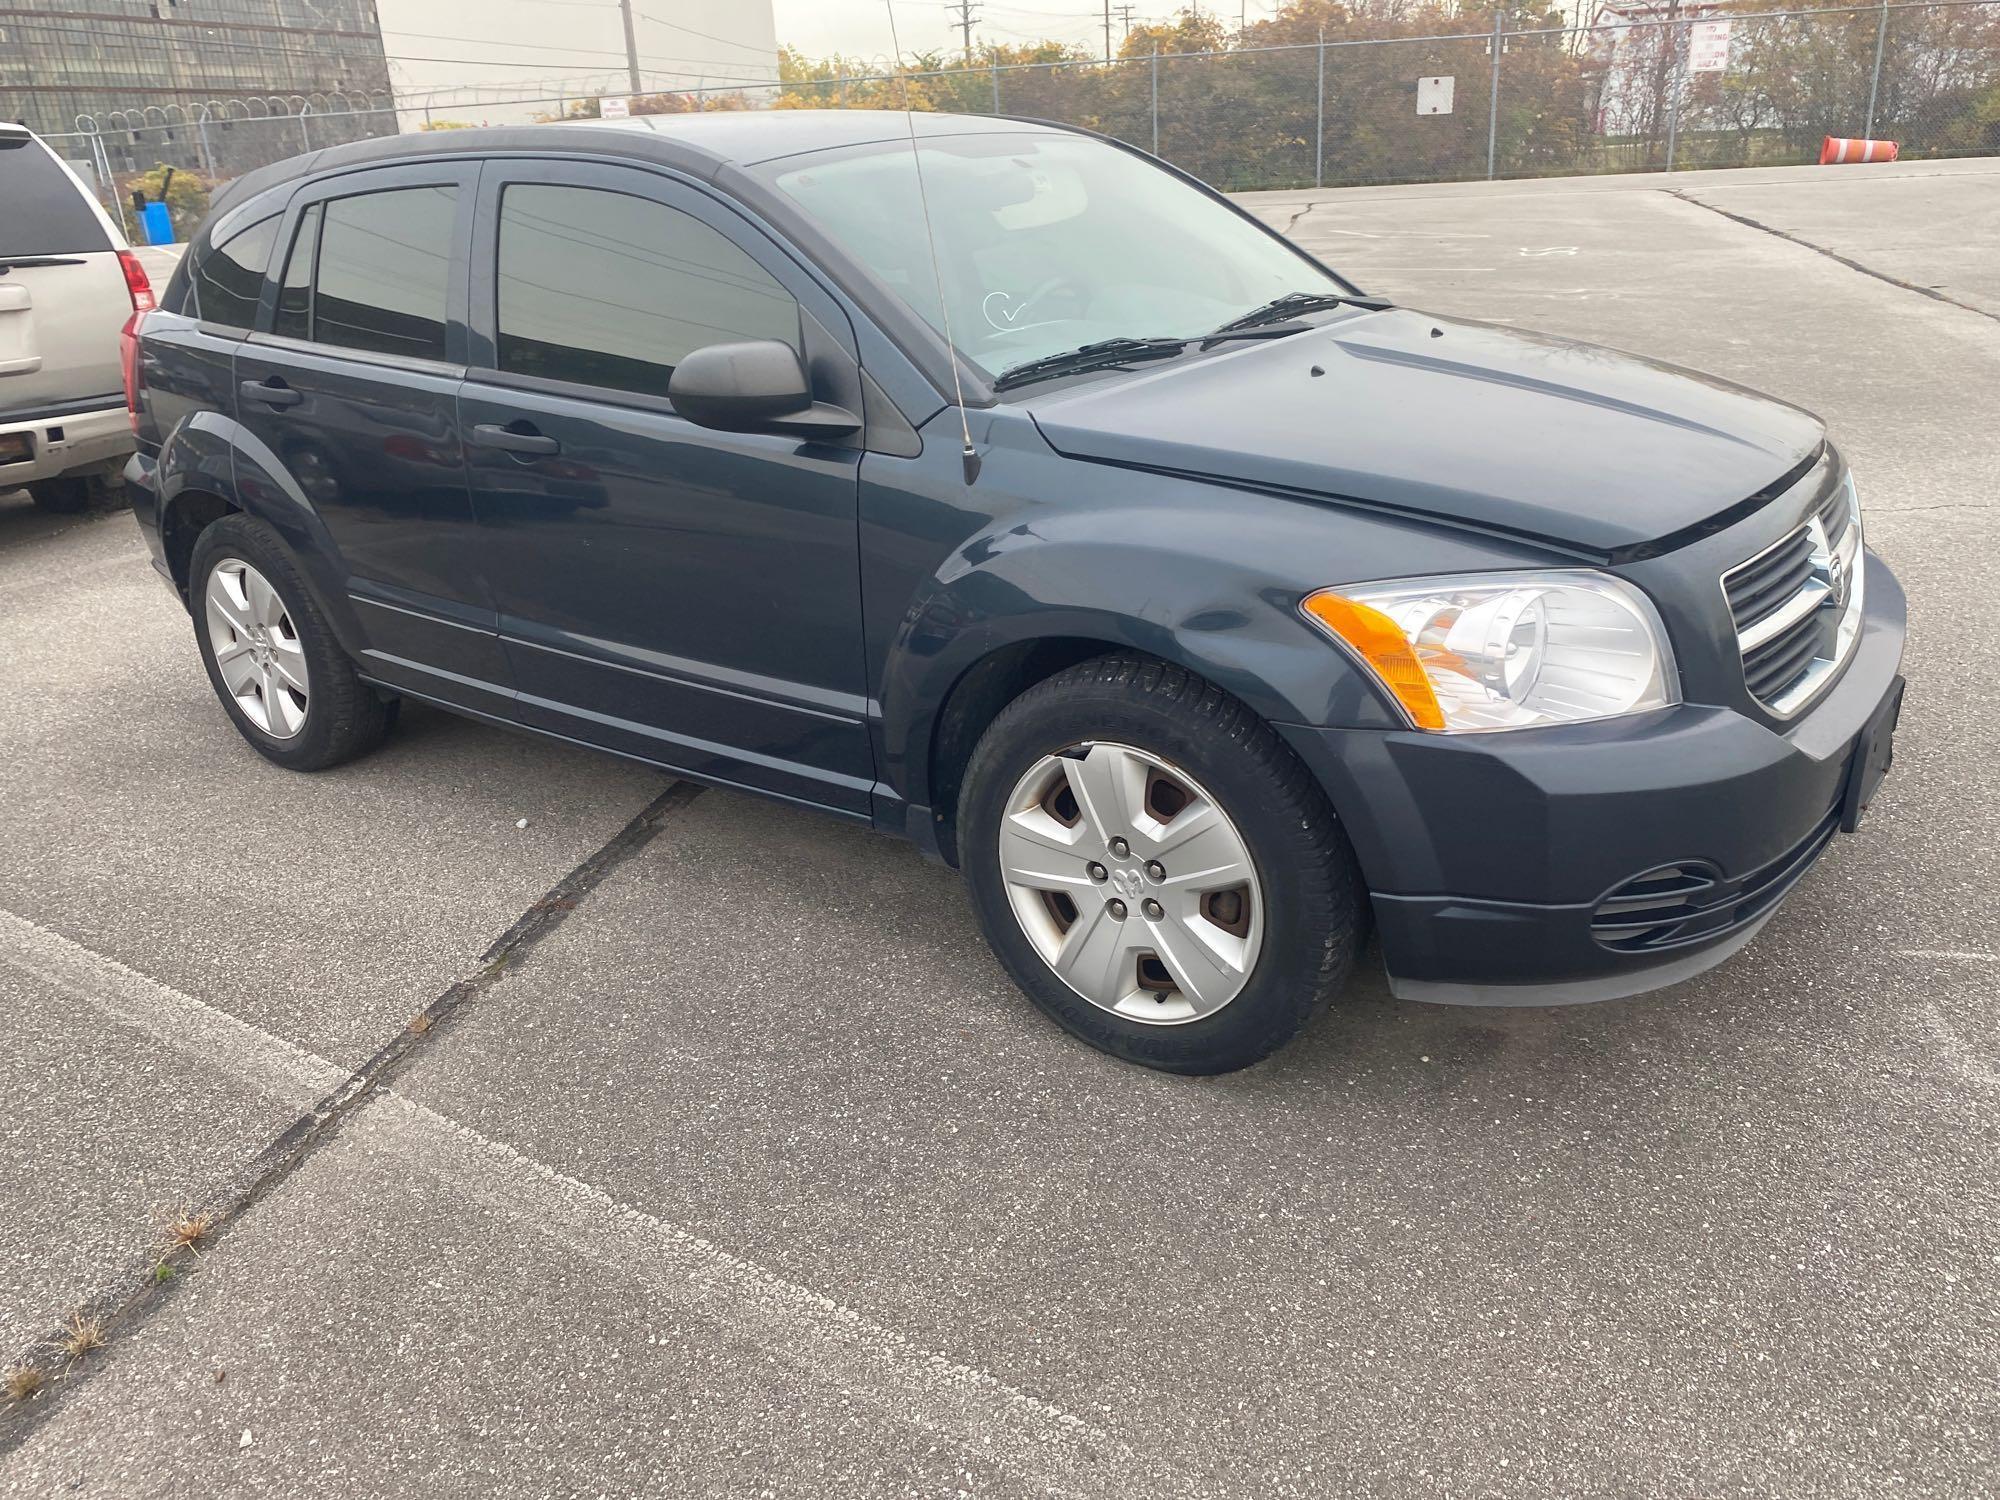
[156,1204,215,1260]
[56,1311,105,1363]
[4,1364,45,1401]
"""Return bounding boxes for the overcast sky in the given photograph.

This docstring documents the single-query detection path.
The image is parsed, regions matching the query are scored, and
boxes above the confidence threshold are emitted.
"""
[769,2,1234,65]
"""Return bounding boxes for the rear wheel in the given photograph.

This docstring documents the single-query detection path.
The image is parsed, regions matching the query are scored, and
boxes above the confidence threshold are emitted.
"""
[26,474,109,514]
[960,654,1366,1074]
[189,514,392,771]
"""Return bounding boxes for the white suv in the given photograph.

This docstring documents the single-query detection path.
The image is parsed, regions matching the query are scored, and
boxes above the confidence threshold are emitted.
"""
[1,122,155,513]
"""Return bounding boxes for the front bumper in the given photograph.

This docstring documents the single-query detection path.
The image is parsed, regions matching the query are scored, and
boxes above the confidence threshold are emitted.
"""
[1,399,132,488]
[1278,551,1907,1006]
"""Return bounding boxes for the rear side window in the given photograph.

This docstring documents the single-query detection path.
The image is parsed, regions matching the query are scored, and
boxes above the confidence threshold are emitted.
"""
[494,184,798,400]
[312,186,457,361]
[188,215,279,330]
[0,137,112,258]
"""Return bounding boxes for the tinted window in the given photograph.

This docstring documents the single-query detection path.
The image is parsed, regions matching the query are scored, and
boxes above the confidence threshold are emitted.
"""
[314,186,457,361]
[274,203,320,341]
[189,214,278,330]
[0,137,112,257]
[495,184,797,400]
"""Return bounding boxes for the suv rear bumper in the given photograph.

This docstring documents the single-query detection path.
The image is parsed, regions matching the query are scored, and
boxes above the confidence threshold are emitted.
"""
[1278,551,1907,1006]
[1,398,131,487]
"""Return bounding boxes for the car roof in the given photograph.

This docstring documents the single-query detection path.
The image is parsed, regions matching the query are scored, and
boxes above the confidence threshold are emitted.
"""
[208,111,1072,222]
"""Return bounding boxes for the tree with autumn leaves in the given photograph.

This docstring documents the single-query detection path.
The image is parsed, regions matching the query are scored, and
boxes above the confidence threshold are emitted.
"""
[770,0,1998,188]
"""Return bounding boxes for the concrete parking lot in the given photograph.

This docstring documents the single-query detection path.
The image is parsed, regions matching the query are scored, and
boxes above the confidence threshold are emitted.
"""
[2,158,1995,1497]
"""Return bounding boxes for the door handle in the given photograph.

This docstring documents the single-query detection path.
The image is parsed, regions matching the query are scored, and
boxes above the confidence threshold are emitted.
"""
[470,423,560,456]
[240,379,303,409]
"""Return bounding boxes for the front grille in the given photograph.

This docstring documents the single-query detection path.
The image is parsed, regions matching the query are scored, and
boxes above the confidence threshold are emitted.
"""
[1721,473,1863,716]
[1590,808,1841,953]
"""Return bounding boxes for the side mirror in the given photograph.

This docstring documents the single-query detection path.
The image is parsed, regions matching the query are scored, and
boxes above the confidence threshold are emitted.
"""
[667,340,860,439]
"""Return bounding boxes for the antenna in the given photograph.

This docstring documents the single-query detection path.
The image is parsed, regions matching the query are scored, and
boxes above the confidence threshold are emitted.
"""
[883,0,981,484]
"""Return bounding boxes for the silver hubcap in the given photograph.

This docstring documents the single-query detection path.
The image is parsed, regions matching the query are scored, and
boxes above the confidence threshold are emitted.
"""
[204,559,309,740]
[997,742,1263,1025]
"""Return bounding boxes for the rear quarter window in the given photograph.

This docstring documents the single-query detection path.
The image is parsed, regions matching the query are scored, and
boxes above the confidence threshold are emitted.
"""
[188,215,281,331]
[0,136,113,257]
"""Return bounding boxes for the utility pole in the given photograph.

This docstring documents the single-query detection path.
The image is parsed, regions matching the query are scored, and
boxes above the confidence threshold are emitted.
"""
[1103,0,1112,63]
[617,0,641,95]
[1114,3,1137,40]
[947,0,980,63]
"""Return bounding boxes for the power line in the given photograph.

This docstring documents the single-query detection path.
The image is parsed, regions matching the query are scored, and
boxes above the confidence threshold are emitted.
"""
[633,9,783,58]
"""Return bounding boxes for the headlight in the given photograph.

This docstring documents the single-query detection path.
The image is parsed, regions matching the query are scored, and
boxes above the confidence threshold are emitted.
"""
[1301,571,1680,732]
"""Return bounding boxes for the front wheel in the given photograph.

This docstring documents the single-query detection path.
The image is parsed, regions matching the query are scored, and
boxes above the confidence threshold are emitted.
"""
[959,655,1366,1074]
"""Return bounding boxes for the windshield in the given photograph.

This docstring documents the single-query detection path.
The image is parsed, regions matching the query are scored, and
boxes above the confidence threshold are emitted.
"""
[756,130,1343,379]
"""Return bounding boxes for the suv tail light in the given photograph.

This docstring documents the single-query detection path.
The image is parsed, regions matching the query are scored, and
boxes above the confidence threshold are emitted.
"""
[120,310,147,433]
[116,249,156,311]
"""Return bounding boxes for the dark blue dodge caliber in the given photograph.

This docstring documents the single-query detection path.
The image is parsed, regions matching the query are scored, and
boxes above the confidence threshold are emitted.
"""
[125,111,1905,1073]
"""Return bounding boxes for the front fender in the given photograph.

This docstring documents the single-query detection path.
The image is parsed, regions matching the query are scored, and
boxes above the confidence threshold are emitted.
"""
[867,418,1562,816]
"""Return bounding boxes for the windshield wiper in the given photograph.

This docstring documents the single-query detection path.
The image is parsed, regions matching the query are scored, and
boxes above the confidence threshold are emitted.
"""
[993,336,1190,392]
[1201,289,1391,344]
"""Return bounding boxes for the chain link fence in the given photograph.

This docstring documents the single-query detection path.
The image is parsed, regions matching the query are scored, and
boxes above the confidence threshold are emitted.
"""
[35,2,2000,244]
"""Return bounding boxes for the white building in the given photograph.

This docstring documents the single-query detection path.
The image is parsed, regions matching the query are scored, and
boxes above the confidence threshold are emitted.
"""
[373,0,780,131]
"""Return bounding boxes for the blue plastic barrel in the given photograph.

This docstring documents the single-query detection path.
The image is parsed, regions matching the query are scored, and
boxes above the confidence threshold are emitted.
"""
[139,201,175,246]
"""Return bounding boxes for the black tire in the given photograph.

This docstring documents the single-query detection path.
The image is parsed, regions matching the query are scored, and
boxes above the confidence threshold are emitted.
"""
[26,475,98,514]
[960,654,1366,1075]
[189,514,393,771]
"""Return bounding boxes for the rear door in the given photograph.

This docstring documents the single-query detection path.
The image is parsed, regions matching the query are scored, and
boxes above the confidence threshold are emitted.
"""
[0,131,129,419]
[235,162,509,716]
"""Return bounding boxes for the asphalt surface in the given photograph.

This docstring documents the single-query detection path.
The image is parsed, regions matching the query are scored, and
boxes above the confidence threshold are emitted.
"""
[2,159,1996,1497]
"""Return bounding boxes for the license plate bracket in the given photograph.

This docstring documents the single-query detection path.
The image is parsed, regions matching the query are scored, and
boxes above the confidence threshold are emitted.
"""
[1840,676,1904,833]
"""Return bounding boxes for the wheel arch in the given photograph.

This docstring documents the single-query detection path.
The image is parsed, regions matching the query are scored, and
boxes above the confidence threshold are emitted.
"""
[923,635,1128,866]
[160,486,241,599]
[154,410,368,653]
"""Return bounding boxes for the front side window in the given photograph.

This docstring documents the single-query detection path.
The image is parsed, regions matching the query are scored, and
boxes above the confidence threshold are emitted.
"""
[189,214,279,330]
[312,186,457,361]
[756,132,1344,379]
[495,183,798,400]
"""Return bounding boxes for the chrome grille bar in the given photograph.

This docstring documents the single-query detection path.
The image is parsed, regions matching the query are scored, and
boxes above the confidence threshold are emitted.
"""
[1721,473,1863,717]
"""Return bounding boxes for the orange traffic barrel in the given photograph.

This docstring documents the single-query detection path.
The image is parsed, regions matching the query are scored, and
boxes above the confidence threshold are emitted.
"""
[1820,136,1899,164]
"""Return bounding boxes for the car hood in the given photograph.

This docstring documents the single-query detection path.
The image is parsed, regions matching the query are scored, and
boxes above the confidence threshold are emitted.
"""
[1024,309,1825,558]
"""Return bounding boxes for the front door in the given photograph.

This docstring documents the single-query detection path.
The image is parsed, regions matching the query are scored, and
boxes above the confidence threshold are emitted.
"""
[233,162,509,716]
[460,160,874,814]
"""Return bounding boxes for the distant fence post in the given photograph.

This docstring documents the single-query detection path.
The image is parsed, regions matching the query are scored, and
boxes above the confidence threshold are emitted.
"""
[1486,10,1503,180]
[1664,15,1686,172]
[991,61,1001,114]
[194,111,216,180]
[838,75,848,108]
[89,129,130,238]
[1150,47,1160,156]
[1315,25,1326,189]
[298,104,312,151]
[1864,0,1889,138]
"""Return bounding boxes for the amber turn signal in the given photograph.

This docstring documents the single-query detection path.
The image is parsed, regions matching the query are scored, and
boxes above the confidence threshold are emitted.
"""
[1299,589,1446,731]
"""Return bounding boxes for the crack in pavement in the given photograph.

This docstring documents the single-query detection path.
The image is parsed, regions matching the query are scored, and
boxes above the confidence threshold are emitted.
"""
[0,780,700,1454]
[1668,188,2000,324]
[0,782,1147,1493]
